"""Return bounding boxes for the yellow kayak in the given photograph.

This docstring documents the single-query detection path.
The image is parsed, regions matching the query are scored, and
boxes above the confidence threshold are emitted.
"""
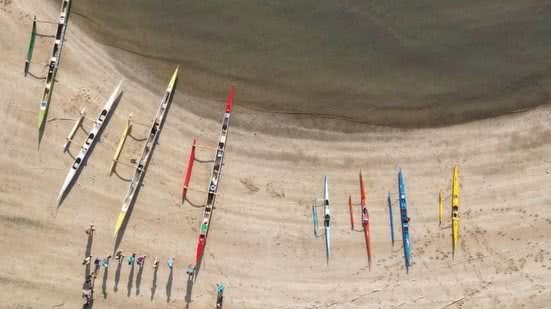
[451,165,460,256]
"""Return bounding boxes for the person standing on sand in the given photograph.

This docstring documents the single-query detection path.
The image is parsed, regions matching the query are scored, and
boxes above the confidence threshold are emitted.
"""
[85,224,95,235]
[137,255,147,267]
[216,283,224,308]
[102,255,111,268]
[186,264,195,276]
[128,253,136,265]
[114,250,124,263]
[168,257,174,269]
[94,257,101,267]
[152,257,159,270]
[82,255,91,265]
[82,286,92,305]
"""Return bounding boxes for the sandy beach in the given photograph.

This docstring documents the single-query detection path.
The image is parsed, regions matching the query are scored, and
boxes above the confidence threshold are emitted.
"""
[1,1,550,308]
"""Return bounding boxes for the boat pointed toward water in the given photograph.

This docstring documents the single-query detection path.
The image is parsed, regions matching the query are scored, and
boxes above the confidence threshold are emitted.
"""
[194,86,235,267]
[388,192,395,246]
[359,170,372,270]
[56,81,123,207]
[113,67,179,238]
[323,176,331,263]
[398,168,412,273]
[37,0,72,146]
[451,165,460,257]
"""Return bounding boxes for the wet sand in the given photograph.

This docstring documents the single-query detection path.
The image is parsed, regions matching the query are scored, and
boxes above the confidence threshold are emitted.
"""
[72,0,551,127]
[0,1,550,308]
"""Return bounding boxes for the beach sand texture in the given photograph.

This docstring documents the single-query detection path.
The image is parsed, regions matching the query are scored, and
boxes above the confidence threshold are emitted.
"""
[0,1,550,308]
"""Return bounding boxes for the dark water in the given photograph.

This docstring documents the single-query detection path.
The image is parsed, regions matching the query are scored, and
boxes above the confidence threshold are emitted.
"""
[71,0,551,127]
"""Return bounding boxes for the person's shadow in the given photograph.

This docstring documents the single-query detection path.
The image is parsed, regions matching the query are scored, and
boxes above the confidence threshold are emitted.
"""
[127,263,135,297]
[185,271,194,308]
[165,268,173,303]
[83,230,94,282]
[136,265,144,296]
[82,278,95,309]
[113,261,122,292]
[102,267,109,299]
[150,266,158,301]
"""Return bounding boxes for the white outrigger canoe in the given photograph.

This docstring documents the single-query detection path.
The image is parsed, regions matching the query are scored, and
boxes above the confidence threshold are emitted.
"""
[56,81,123,206]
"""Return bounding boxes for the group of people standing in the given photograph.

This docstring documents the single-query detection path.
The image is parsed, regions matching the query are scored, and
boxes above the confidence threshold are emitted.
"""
[82,251,175,273]
[80,224,224,307]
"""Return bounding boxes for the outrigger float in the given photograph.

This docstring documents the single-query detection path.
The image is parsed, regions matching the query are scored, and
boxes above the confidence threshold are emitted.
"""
[312,198,320,237]
[347,195,354,230]
[191,86,235,267]
[113,67,179,238]
[387,192,395,246]
[57,81,123,206]
[451,165,460,257]
[180,138,197,204]
[34,0,73,145]
[398,169,412,273]
[359,171,372,270]
[62,107,86,152]
[109,113,133,176]
[323,176,331,263]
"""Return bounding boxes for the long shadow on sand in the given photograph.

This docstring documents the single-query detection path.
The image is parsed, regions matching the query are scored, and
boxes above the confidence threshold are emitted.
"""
[136,265,144,296]
[102,267,109,299]
[150,267,158,301]
[166,268,173,303]
[185,271,195,308]
[83,231,94,282]
[127,263,135,297]
[113,260,122,292]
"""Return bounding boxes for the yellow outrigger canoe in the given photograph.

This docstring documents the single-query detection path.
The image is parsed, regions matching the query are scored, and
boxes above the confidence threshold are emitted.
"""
[451,165,460,256]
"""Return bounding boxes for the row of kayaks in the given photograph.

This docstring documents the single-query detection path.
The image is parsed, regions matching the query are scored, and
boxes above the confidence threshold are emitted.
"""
[313,166,460,273]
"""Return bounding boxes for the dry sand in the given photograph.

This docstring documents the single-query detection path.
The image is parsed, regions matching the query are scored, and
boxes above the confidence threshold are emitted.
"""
[1,1,551,308]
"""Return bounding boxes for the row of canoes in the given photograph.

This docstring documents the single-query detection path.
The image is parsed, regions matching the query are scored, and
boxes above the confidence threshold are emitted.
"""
[55,68,180,245]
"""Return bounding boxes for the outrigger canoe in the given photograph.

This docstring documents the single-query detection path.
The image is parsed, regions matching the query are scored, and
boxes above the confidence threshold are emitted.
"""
[113,67,178,237]
[56,81,123,206]
[195,86,235,266]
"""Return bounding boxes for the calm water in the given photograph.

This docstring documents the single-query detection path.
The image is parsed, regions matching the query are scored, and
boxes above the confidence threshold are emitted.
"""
[72,0,551,127]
